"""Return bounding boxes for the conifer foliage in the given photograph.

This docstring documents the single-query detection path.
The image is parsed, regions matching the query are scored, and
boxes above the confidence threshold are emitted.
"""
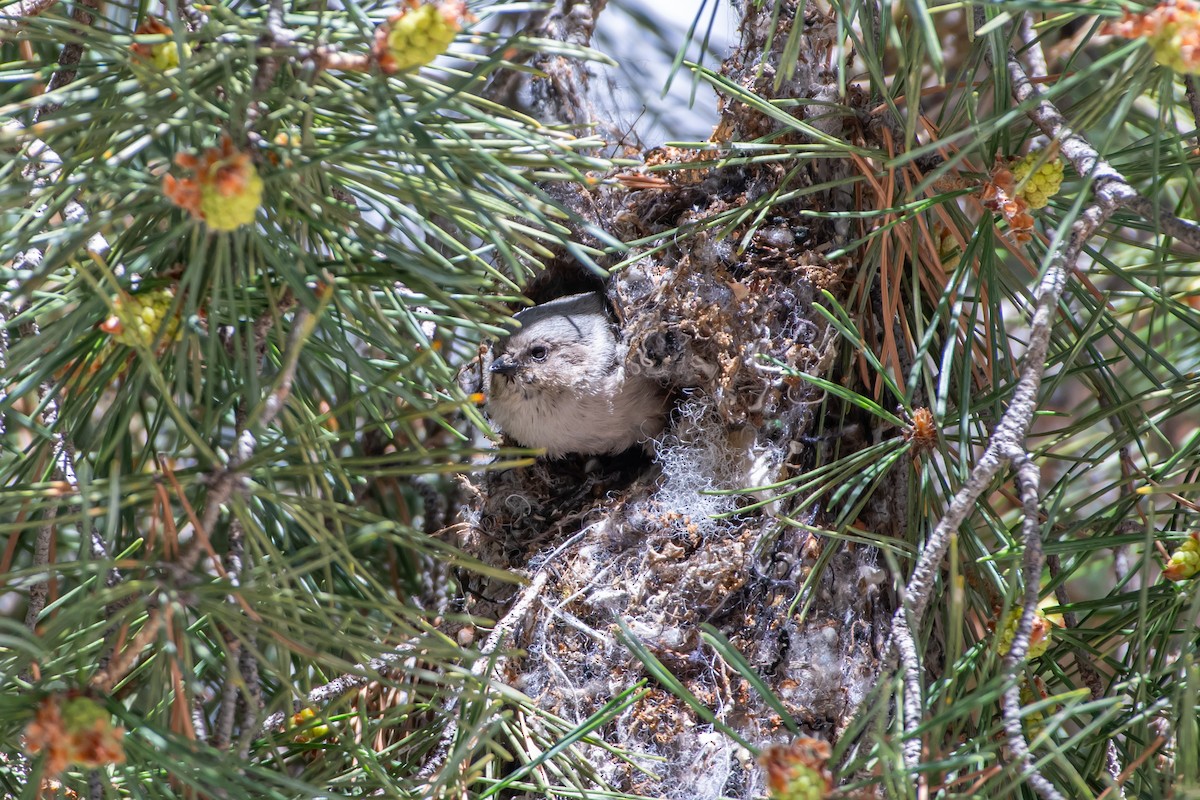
[3,1,1200,799]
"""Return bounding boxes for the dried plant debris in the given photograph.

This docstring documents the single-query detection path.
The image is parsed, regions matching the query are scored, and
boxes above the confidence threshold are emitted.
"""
[454,59,890,798]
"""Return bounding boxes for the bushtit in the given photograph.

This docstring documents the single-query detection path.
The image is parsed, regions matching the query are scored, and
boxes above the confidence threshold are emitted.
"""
[484,293,667,457]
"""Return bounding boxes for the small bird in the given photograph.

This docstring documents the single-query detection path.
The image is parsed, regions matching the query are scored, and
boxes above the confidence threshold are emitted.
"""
[484,293,668,458]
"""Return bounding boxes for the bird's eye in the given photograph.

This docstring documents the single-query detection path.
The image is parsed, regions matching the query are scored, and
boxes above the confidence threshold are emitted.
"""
[529,345,549,361]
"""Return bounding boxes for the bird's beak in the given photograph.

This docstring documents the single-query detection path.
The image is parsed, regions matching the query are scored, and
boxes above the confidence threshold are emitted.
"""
[489,355,519,375]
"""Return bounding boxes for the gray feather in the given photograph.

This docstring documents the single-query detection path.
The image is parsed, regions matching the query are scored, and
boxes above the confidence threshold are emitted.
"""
[484,293,667,457]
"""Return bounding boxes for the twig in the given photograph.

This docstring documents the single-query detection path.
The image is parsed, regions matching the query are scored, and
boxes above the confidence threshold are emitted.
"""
[1096,737,1165,800]
[478,571,550,663]
[88,300,314,721]
[96,304,313,696]
[254,0,290,93]
[890,116,1117,786]
[1016,13,1048,83]
[91,607,167,693]
[258,639,423,733]
[1109,514,1145,590]
[23,507,57,631]
[213,519,254,750]
[892,8,1195,784]
[236,640,262,758]
[1006,38,1200,251]
[255,304,310,429]
[246,0,292,139]
[890,605,926,770]
[175,0,206,31]
[219,288,294,359]
[1001,452,1065,800]
[1047,553,1126,798]
[2,0,60,17]
[485,0,606,129]
[178,304,313,574]
[212,635,243,749]
[212,638,244,748]
[0,0,60,33]
[87,770,102,800]
[2,121,115,290]
[16,311,81,636]
[1185,77,1200,148]
[0,301,8,439]
[417,568,552,784]
[191,700,209,742]
[32,435,135,685]
[34,0,100,121]
[1007,18,1129,797]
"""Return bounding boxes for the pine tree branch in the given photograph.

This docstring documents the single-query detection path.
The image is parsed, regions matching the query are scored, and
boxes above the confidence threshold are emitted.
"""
[252,303,311,431]
[1047,552,1127,796]
[0,0,60,32]
[12,306,112,641]
[1001,451,1065,800]
[247,0,291,137]
[1016,13,1048,82]
[1096,736,1166,800]
[891,83,1117,796]
[91,607,167,693]
[212,520,247,750]
[417,568,552,784]
[891,7,1200,792]
[2,0,59,15]
[416,519,594,786]
[179,303,314,574]
[258,639,423,734]
[891,604,927,773]
[236,636,262,759]
[22,506,56,632]
[175,0,205,31]
[34,0,99,121]
[894,208,1081,769]
[1185,77,1200,146]
[0,303,7,441]
[95,304,315,698]
[256,0,289,90]
[191,701,209,742]
[2,121,115,285]
[86,770,102,800]
[213,633,244,749]
[252,490,516,747]
[1005,18,1133,797]
[1006,36,1200,251]
[485,0,607,128]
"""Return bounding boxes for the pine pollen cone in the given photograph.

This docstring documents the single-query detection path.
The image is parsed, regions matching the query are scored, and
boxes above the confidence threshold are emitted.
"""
[129,17,171,60]
[130,17,188,70]
[163,136,263,231]
[981,164,1034,245]
[1105,0,1200,75]
[903,407,938,453]
[372,0,473,74]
